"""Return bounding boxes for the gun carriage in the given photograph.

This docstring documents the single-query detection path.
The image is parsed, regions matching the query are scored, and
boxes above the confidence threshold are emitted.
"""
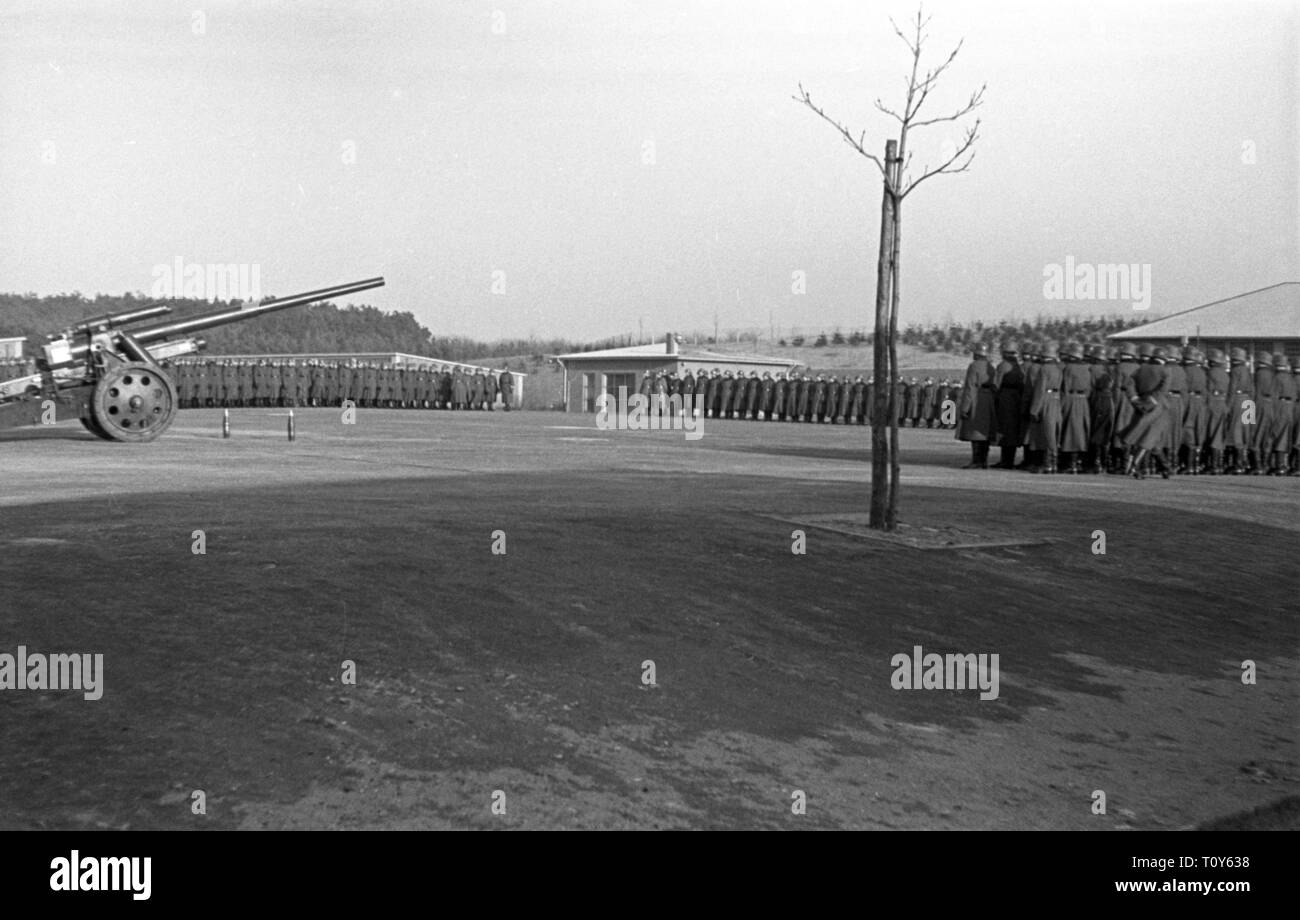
[0,277,385,442]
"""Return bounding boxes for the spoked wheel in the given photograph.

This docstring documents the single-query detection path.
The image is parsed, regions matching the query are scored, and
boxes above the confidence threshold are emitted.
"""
[91,364,178,442]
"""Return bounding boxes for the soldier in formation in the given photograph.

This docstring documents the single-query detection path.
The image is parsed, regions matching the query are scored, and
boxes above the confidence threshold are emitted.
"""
[956,343,997,468]
[955,339,1299,477]
[169,359,520,412]
[683,368,957,428]
[0,357,38,381]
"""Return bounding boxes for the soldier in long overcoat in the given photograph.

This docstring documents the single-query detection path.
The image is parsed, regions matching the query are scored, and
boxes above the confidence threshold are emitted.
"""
[451,368,468,409]
[1087,346,1115,473]
[1266,354,1294,474]
[992,341,1024,469]
[957,343,997,469]
[1028,342,1063,473]
[1202,349,1230,474]
[1180,348,1208,473]
[1058,342,1092,473]
[1119,346,1174,478]
[717,372,734,419]
[499,369,514,411]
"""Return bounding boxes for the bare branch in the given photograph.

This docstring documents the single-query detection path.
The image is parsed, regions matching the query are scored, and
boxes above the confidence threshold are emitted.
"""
[888,16,916,55]
[909,83,987,129]
[797,4,982,201]
[909,40,972,122]
[897,16,923,127]
[893,7,933,55]
[794,83,891,181]
[915,41,963,94]
[874,98,905,124]
[900,119,981,198]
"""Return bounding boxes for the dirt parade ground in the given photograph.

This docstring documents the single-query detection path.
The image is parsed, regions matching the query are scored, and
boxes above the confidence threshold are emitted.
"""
[1,408,1296,830]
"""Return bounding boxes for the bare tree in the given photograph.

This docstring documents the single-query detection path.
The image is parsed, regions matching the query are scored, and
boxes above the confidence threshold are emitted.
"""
[796,7,984,531]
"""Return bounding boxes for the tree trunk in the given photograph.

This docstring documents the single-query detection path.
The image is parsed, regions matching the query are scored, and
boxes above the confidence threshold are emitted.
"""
[887,191,902,531]
[869,140,897,530]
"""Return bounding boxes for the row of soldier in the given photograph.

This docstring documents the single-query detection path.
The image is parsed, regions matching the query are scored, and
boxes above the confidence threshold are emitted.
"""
[167,359,517,411]
[957,341,1300,477]
[0,357,36,380]
[634,368,959,427]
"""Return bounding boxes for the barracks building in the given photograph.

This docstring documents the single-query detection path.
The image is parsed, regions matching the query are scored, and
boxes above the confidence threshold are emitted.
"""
[556,335,800,413]
[1108,282,1300,362]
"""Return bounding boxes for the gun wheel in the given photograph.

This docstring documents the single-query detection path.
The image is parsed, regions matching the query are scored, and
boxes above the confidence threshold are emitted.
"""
[80,413,113,440]
[92,363,177,442]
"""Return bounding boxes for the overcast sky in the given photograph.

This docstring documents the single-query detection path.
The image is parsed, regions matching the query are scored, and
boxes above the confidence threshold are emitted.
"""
[1,0,1296,341]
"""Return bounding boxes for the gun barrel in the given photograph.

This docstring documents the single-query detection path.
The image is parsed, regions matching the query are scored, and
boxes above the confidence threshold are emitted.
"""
[59,277,384,364]
[68,304,173,335]
[129,276,386,344]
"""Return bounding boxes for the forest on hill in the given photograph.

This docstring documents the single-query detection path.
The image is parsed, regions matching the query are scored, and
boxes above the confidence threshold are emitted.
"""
[0,292,589,362]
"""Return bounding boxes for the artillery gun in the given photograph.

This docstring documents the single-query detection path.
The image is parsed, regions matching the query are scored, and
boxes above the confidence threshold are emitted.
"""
[0,277,384,442]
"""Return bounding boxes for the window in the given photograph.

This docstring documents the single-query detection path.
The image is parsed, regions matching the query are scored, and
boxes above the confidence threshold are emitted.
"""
[605,373,636,406]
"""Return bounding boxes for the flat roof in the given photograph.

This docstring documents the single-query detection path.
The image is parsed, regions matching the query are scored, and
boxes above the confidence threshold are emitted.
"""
[556,341,798,367]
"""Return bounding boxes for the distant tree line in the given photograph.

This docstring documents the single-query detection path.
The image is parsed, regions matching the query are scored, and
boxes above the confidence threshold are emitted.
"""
[775,315,1147,352]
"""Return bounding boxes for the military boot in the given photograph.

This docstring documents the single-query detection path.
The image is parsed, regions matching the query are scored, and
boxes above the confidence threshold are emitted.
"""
[961,443,984,470]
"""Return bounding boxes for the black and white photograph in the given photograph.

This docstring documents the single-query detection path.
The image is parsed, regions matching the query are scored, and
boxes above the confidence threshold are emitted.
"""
[0,0,1296,891]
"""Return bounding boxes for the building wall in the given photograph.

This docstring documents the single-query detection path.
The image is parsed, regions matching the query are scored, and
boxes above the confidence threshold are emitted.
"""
[0,337,24,359]
[564,361,672,413]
